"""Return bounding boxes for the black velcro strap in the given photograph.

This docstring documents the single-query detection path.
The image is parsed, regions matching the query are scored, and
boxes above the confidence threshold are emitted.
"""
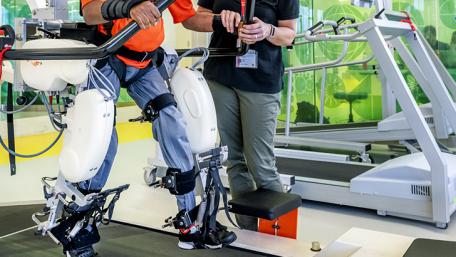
[116,47,156,62]
[212,15,225,32]
[101,0,145,20]
[165,168,196,195]
[143,93,177,122]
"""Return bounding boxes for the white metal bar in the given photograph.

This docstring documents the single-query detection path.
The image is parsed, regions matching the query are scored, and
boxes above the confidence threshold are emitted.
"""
[375,0,385,12]
[407,33,456,137]
[296,23,361,39]
[285,40,348,73]
[319,68,326,124]
[392,37,449,139]
[285,70,293,137]
[364,25,449,225]
[378,66,396,118]
[274,135,370,154]
[286,125,455,143]
[417,31,456,100]
[274,148,350,163]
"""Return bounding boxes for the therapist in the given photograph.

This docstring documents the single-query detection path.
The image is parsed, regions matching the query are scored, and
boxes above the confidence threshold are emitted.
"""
[198,0,299,231]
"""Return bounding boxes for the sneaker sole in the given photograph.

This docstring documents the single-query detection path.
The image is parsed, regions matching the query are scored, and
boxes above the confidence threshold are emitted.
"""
[205,243,223,250]
[179,241,223,250]
[178,241,196,250]
[222,233,237,246]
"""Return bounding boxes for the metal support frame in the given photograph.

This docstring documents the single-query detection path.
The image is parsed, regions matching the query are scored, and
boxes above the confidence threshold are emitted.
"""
[319,68,327,124]
[274,135,370,156]
[378,66,396,118]
[285,70,293,137]
[360,19,450,225]
[406,33,456,136]
[391,37,449,139]
[35,174,94,238]
[31,0,68,20]
[418,30,456,99]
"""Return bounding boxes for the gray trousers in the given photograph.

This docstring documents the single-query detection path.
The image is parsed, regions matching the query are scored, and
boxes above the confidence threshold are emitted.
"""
[79,56,196,212]
[208,80,283,231]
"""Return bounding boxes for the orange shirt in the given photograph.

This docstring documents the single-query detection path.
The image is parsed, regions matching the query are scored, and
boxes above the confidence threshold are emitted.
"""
[81,0,196,68]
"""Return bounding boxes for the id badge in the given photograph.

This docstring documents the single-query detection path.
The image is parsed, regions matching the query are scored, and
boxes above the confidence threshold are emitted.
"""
[236,50,258,69]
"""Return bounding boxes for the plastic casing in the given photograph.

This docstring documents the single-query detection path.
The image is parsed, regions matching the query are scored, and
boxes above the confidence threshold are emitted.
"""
[170,68,218,153]
[59,89,114,183]
[20,39,92,91]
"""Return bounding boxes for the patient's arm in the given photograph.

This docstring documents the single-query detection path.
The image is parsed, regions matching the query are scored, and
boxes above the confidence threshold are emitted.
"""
[81,0,106,25]
[82,0,161,29]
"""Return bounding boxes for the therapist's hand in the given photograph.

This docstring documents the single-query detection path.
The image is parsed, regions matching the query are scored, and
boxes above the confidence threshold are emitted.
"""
[239,17,272,44]
[220,10,241,34]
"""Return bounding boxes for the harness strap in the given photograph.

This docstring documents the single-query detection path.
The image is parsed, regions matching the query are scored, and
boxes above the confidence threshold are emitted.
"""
[201,168,214,239]
[209,167,220,231]
[94,48,164,89]
[209,165,239,228]
[143,93,177,122]
[95,31,159,63]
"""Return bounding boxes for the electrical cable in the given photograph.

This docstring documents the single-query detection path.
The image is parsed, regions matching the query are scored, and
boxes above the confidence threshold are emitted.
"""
[0,128,64,158]
[88,65,116,101]
[0,91,65,158]
[40,93,62,132]
[178,48,210,70]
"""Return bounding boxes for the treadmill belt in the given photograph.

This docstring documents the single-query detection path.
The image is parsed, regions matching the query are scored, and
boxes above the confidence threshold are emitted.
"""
[0,205,271,257]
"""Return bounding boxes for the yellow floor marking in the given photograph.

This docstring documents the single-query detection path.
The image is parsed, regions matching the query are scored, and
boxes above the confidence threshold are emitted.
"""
[0,122,152,165]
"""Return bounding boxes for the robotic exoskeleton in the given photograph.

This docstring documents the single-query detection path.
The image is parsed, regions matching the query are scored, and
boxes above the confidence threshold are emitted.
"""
[136,46,238,248]
[19,38,131,255]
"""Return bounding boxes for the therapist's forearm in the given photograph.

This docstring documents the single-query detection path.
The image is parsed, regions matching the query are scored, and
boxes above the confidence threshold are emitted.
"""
[266,26,296,46]
[182,12,215,32]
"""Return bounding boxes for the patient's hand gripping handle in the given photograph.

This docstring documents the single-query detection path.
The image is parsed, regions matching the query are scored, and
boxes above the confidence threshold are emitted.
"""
[0,25,15,49]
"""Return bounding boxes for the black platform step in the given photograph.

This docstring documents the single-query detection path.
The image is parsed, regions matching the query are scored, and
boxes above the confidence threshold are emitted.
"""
[229,189,302,220]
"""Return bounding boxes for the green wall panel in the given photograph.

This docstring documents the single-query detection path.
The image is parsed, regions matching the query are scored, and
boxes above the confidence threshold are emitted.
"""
[281,0,456,126]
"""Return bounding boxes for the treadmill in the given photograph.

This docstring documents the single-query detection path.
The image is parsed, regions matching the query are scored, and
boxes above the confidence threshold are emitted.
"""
[0,205,273,257]
[272,0,456,228]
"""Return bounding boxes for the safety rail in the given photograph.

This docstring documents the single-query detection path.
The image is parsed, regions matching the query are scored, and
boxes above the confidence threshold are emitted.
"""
[283,23,376,135]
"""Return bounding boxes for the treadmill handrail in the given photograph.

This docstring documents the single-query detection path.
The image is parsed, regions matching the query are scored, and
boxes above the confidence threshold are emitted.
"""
[3,0,252,61]
[285,54,374,73]
[285,30,350,73]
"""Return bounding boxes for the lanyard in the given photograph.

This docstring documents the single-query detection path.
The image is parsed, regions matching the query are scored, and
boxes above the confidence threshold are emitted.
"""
[241,0,246,20]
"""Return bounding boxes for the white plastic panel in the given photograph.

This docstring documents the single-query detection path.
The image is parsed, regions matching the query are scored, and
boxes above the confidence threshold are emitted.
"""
[59,89,114,183]
[170,68,218,153]
[20,39,92,91]
[351,152,456,205]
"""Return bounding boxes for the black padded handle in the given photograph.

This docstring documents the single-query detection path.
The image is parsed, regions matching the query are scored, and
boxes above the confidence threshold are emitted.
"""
[0,25,15,47]
[308,21,339,35]
[337,17,356,26]
[308,21,324,35]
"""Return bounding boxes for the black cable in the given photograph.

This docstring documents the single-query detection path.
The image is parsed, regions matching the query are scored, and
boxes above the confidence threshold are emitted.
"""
[0,128,64,158]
